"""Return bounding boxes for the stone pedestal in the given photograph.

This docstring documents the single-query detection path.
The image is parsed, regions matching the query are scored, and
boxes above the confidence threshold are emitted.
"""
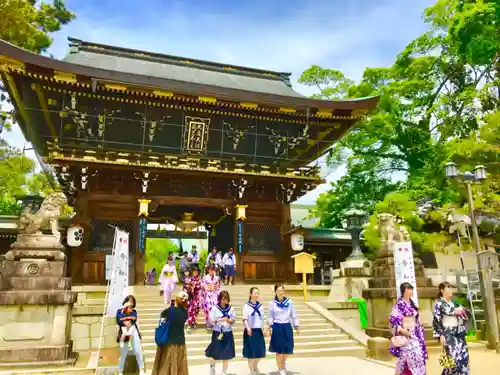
[362,256,437,340]
[0,234,78,367]
[367,337,391,361]
[329,260,372,301]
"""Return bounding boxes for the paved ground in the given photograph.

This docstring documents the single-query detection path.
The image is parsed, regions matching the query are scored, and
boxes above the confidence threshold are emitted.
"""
[188,357,394,375]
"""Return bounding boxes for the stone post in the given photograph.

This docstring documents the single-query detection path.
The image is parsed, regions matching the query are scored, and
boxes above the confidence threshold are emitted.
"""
[0,193,78,367]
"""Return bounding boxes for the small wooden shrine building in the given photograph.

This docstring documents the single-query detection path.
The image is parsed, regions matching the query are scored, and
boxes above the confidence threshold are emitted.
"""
[0,38,378,284]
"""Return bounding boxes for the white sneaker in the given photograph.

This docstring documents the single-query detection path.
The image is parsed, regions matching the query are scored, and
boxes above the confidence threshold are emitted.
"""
[118,373,123,375]
[279,369,287,375]
[139,371,145,375]
[119,341,124,348]
[209,365,216,375]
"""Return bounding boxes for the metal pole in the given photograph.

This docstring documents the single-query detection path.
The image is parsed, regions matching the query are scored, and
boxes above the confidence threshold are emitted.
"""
[465,182,498,350]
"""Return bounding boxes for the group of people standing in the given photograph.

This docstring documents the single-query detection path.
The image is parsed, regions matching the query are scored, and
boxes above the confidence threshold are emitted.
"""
[390,281,471,375]
[150,284,299,375]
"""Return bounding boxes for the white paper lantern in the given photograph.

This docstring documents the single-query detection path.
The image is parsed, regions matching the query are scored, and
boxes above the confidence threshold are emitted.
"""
[291,232,304,251]
[67,225,84,247]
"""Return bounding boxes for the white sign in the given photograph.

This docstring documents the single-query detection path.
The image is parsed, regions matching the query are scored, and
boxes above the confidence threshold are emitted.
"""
[105,228,130,317]
[105,255,113,280]
[393,241,418,306]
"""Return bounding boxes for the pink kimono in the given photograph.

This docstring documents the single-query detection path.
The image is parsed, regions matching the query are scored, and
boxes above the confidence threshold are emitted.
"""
[159,263,178,304]
[201,274,220,328]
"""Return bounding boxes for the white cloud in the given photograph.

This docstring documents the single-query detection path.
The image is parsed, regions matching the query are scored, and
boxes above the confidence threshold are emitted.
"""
[2,0,435,202]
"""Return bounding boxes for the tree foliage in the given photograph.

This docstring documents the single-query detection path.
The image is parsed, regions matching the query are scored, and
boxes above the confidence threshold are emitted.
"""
[0,0,75,53]
[303,0,499,231]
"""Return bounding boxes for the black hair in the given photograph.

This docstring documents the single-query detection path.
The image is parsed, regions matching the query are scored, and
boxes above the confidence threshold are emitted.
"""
[438,281,453,298]
[122,295,136,309]
[400,282,418,311]
[274,284,285,299]
[249,287,259,301]
[208,264,217,271]
[218,290,230,305]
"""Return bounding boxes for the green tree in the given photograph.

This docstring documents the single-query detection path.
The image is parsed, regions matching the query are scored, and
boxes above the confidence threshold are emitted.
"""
[303,0,499,228]
[0,0,75,53]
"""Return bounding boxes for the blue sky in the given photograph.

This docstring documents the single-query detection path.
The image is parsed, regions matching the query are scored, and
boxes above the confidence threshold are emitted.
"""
[4,0,436,204]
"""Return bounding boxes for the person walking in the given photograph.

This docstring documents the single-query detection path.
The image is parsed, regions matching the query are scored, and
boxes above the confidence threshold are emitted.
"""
[159,255,178,305]
[389,282,428,375]
[243,287,266,375]
[116,295,145,375]
[268,284,299,375]
[201,265,221,329]
[185,265,202,330]
[150,291,190,375]
[433,281,470,375]
[205,246,220,274]
[222,248,236,286]
[205,290,236,375]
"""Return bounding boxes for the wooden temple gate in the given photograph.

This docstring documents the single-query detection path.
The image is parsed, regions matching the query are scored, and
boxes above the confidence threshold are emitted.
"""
[0,37,378,284]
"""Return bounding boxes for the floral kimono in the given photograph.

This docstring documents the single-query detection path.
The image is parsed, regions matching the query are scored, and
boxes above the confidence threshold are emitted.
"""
[433,298,470,375]
[389,298,428,375]
[184,275,202,328]
[201,274,220,328]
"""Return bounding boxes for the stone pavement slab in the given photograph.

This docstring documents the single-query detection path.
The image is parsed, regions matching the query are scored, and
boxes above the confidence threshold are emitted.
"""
[187,357,394,375]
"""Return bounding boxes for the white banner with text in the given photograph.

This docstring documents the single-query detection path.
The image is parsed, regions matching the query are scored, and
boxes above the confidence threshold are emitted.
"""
[393,241,418,306]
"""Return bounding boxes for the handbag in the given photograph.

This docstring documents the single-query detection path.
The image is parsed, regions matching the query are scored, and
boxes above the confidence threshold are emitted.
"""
[438,347,456,369]
[391,335,409,347]
[155,307,174,346]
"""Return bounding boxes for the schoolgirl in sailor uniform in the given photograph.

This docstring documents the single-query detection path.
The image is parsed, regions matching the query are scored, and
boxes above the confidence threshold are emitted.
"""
[243,287,266,375]
[268,284,299,375]
[205,290,236,375]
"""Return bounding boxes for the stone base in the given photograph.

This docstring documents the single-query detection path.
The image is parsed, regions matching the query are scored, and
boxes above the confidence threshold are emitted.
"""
[0,352,78,369]
[0,344,74,364]
[0,290,77,305]
[4,276,72,291]
[329,275,371,300]
[367,337,391,361]
[10,234,64,250]
[2,258,66,279]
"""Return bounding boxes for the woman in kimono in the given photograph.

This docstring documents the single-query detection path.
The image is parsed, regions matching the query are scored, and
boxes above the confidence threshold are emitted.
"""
[159,255,178,305]
[185,265,202,330]
[389,282,428,375]
[205,290,236,375]
[433,281,470,375]
[243,287,266,375]
[201,265,221,329]
[147,268,157,286]
[268,284,299,375]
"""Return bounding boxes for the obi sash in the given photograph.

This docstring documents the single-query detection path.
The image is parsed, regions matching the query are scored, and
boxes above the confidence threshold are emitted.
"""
[163,272,174,277]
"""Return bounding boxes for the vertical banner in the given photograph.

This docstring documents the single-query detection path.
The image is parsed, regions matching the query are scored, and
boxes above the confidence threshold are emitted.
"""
[137,217,148,254]
[393,241,418,306]
[237,220,244,253]
[105,228,130,316]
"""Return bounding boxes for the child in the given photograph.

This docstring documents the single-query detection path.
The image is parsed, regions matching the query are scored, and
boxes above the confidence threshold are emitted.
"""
[185,265,202,330]
[222,248,236,285]
[201,265,221,329]
[205,291,236,375]
[159,255,178,305]
[243,287,266,375]
[268,284,299,375]
[117,299,136,349]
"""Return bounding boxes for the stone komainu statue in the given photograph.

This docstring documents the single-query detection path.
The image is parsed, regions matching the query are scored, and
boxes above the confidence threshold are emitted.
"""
[18,192,67,236]
[377,213,411,257]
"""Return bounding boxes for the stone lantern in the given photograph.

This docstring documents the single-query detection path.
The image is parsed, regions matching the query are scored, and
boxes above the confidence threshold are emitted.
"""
[343,208,369,262]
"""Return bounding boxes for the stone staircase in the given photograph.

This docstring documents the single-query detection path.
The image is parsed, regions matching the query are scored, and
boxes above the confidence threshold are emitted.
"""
[133,285,365,367]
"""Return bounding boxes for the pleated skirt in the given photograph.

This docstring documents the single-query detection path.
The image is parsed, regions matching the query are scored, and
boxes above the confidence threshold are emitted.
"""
[269,323,294,354]
[243,328,266,359]
[150,344,188,375]
[205,331,236,360]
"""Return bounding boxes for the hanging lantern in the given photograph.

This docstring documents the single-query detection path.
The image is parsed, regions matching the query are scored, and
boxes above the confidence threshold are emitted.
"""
[291,232,305,251]
[138,199,151,216]
[67,225,84,247]
[235,204,247,221]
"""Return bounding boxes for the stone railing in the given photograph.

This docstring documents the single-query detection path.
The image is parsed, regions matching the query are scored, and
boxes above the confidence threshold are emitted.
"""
[71,286,118,351]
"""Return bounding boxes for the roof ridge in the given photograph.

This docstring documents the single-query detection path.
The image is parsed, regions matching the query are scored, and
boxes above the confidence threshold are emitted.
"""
[67,37,293,86]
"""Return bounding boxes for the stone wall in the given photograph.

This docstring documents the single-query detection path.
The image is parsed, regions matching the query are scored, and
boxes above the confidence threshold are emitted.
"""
[319,301,361,330]
[71,286,118,351]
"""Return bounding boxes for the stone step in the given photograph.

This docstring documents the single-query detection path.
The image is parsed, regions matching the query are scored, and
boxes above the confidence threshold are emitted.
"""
[136,306,312,314]
[139,324,339,343]
[141,332,350,349]
[137,320,332,331]
[138,314,321,324]
[143,338,359,358]
[144,346,367,365]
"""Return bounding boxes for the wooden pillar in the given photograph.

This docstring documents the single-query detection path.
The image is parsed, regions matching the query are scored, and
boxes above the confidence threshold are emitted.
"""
[281,203,297,284]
